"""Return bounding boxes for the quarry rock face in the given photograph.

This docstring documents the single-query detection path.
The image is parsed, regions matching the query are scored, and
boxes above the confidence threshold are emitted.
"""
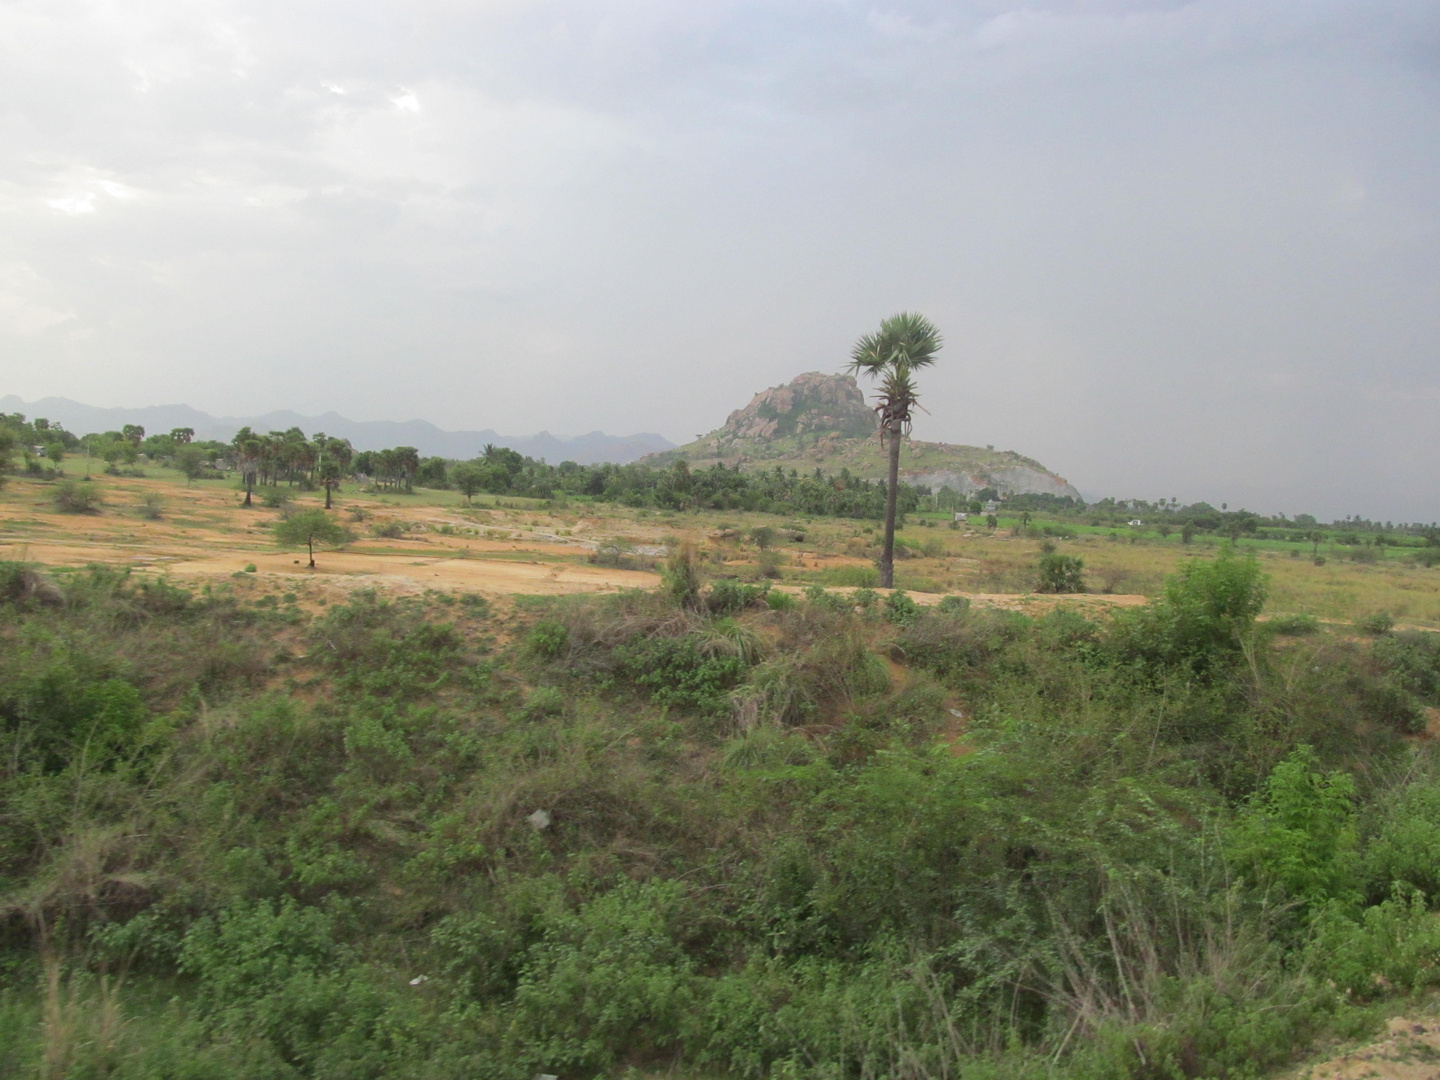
[905,466,1082,500]
[649,370,1083,501]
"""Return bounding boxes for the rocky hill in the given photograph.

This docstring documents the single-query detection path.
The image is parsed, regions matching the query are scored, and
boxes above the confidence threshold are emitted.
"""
[643,372,1082,500]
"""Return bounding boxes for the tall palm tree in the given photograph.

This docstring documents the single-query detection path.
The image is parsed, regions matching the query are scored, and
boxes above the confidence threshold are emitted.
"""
[848,311,943,588]
[237,438,262,507]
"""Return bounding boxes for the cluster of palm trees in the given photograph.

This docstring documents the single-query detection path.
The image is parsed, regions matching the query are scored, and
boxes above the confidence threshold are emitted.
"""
[354,446,421,493]
[231,427,355,509]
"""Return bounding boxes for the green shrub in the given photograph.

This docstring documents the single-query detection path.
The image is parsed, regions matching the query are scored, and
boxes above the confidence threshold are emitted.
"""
[307,591,463,698]
[802,585,854,615]
[1374,631,1440,704]
[662,543,704,608]
[755,550,785,579]
[523,686,566,718]
[706,579,769,616]
[528,619,569,658]
[818,565,879,588]
[1311,886,1440,999]
[1360,768,1440,900]
[1360,611,1395,635]
[765,590,796,612]
[1114,546,1267,674]
[615,633,748,716]
[176,899,410,1072]
[883,589,919,626]
[504,880,697,1074]
[851,588,879,614]
[1270,613,1320,635]
[52,480,101,514]
[936,594,970,616]
[1228,745,1358,910]
[888,608,1026,685]
[1037,551,1085,593]
[742,626,887,727]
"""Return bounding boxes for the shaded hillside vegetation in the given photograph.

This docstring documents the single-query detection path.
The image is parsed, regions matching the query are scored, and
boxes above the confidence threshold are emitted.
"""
[644,372,1082,500]
[3,555,1440,1077]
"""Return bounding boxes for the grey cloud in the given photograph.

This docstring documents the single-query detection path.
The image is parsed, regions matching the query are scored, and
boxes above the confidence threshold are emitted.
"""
[0,0,1437,519]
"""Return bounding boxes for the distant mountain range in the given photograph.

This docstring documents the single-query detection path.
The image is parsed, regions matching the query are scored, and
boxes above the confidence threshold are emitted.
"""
[641,372,1082,500]
[0,396,673,466]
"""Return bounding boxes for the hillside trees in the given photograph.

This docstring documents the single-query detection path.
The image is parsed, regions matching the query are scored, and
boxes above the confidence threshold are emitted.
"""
[848,311,944,587]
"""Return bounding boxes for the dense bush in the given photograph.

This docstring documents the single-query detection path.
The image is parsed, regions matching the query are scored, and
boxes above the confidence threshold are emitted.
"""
[52,479,101,513]
[5,552,1440,1079]
[1036,550,1085,593]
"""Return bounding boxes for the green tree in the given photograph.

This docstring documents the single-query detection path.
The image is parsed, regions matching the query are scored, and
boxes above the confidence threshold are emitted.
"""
[319,461,342,509]
[451,462,487,505]
[316,437,352,508]
[176,445,205,485]
[274,509,351,569]
[233,430,261,507]
[170,426,195,444]
[848,312,943,587]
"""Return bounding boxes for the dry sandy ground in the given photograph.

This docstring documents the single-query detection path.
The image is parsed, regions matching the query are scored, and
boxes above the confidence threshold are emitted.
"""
[0,477,1150,609]
[1,531,1149,610]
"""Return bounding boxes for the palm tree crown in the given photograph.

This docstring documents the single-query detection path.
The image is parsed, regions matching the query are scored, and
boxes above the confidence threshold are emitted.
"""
[847,311,943,442]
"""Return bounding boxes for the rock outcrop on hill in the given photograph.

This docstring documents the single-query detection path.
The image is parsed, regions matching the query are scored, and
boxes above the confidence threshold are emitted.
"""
[645,372,1082,501]
[715,371,875,445]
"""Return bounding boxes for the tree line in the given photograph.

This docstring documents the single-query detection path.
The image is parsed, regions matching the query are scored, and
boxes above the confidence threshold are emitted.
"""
[1,409,1432,538]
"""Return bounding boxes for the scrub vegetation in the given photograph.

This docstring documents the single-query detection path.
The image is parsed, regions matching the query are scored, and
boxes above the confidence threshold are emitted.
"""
[5,404,1440,1078]
[2,545,1440,1078]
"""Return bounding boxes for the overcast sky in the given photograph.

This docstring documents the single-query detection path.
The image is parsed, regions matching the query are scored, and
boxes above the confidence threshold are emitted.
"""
[1,1,1437,521]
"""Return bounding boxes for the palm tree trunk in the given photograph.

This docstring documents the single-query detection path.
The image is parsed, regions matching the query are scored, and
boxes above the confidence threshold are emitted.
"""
[324,484,332,510]
[880,420,901,588]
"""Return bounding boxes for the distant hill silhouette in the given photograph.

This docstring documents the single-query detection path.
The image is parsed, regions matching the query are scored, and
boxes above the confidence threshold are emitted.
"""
[0,396,673,466]
[641,372,1082,500]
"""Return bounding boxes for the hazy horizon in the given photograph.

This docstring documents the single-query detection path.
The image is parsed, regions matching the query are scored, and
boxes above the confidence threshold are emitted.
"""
[2,1,1437,521]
